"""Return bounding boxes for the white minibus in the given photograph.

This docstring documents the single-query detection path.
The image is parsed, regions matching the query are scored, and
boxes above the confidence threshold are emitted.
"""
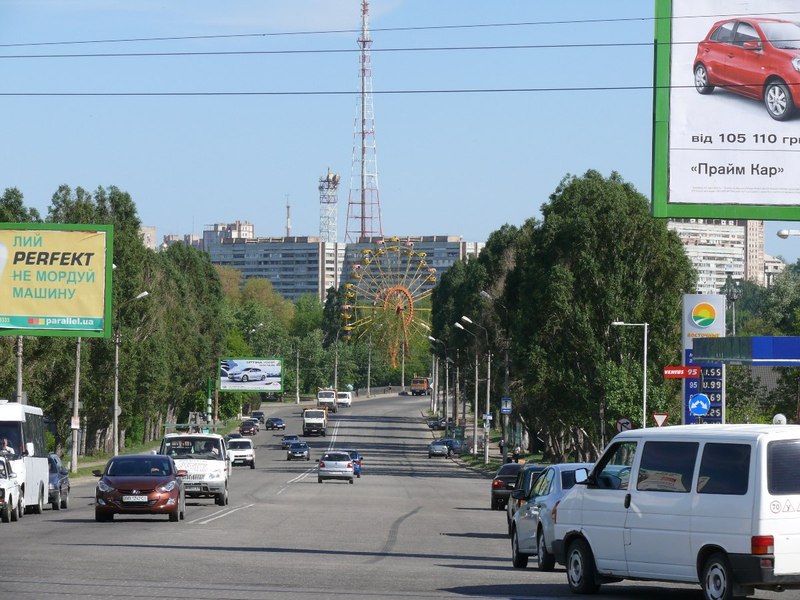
[0,400,49,514]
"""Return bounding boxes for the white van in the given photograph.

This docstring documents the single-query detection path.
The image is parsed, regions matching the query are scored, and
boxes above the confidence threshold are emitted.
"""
[552,425,800,600]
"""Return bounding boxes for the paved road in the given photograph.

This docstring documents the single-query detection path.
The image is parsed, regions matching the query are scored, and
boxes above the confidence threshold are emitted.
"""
[0,395,786,599]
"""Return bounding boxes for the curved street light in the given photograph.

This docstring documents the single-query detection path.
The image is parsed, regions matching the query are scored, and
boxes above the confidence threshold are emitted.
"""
[455,322,480,456]
[461,315,491,464]
[113,290,149,456]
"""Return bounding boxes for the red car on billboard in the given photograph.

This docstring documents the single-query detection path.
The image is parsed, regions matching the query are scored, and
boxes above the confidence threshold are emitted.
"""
[694,18,800,121]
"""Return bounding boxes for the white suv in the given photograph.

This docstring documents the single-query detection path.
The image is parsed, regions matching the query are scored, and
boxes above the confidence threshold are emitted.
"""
[227,438,255,469]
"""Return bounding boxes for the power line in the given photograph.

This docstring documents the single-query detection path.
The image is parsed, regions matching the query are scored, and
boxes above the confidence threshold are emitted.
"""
[0,84,759,98]
[0,11,797,49]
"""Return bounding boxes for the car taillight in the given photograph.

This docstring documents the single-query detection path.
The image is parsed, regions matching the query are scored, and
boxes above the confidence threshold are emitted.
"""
[492,479,503,488]
[347,462,353,468]
[319,462,325,468]
[752,536,774,555]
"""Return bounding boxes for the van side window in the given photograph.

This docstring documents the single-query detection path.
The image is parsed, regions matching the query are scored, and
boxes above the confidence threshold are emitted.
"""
[637,441,698,493]
[698,443,750,495]
[768,440,800,495]
[593,441,637,490]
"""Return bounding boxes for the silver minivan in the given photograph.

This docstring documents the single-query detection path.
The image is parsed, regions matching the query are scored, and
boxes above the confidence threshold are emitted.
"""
[553,425,800,600]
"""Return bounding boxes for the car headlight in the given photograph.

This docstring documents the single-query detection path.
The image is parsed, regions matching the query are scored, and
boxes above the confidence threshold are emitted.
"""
[97,480,115,493]
[207,470,224,480]
[794,57,800,73]
[49,482,56,490]
[158,480,177,493]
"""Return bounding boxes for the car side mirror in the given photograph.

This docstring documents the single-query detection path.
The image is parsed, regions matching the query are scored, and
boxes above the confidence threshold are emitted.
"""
[176,469,188,477]
[574,468,589,484]
[511,488,526,500]
[743,40,761,51]
[92,469,103,477]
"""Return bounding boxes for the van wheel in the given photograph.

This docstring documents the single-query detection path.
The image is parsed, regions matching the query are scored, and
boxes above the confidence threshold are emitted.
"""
[702,552,737,600]
[32,486,44,514]
[537,529,556,571]
[10,497,18,522]
[511,529,528,568]
[567,538,600,594]
[1,499,11,523]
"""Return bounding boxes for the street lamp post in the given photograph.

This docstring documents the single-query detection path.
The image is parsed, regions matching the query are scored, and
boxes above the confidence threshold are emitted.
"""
[113,290,149,456]
[428,336,449,417]
[723,270,742,336]
[481,290,511,462]
[461,315,491,464]
[455,322,480,456]
[612,320,649,428]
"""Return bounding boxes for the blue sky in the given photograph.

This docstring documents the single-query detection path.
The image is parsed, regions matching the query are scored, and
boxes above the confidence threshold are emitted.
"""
[2,0,798,263]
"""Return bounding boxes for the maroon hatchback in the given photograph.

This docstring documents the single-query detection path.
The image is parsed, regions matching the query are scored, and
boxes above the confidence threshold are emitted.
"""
[94,454,186,522]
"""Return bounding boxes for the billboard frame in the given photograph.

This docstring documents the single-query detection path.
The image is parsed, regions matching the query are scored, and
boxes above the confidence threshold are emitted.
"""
[0,222,114,338]
[652,0,800,220]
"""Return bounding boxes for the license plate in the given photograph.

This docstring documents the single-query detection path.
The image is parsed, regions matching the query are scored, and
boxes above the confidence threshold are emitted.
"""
[122,495,148,503]
[185,484,200,490]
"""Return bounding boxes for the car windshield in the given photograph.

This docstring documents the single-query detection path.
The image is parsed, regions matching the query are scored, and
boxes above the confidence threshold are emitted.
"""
[228,440,251,450]
[108,458,172,477]
[323,453,349,462]
[163,437,224,460]
[290,443,307,450]
[760,21,800,49]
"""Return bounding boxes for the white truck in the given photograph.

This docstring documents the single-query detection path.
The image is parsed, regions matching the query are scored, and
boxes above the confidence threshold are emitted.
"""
[317,389,337,413]
[159,433,230,506]
[302,408,327,437]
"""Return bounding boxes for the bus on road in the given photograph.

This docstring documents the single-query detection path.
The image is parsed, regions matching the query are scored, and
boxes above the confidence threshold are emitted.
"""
[0,400,48,514]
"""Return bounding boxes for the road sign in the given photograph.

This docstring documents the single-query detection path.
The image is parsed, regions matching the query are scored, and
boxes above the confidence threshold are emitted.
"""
[70,416,80,430]
[500,397,512,415]
[653,413,669,427]
[689,393,711,417]
[483,414,493,421]
[616,418,632,432]
[663,365,701,378]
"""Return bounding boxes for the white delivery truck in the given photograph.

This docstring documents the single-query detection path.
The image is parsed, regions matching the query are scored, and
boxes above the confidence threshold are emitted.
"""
[303,408,327,437]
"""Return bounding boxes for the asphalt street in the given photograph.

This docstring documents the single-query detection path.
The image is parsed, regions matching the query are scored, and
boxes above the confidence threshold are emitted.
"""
[0,394,787,600]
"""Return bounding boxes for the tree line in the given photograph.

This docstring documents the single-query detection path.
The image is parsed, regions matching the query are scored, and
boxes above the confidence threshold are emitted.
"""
[6,172,800,461]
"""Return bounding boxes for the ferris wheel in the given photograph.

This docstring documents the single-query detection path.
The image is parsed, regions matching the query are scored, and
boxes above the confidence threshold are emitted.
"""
[341,237,436,367]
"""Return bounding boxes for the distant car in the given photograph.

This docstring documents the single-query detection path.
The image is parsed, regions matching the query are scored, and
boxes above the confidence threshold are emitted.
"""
[94,454,186,522]
[227,439,256,469]
[511,462,594,571]
[341,449,363,477]
[428,440,449,458]
[440,438,466,455]
[491,462,523,510]
[694,17,800,120]
[0,455,22,522]
[239,421,257,436]
[286,441,310,461]
[281,434,301,449]
[244,418,260,431]
[228,367,267,382]
[318,451,354,484]
[506,463,546,533]
[250,411,266,424]
[336,391,352,407]
[48,453,70,510]
[265,417,286,430]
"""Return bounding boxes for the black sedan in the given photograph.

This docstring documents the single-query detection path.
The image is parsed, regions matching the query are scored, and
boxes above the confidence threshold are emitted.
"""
[239,421,257,436]
[265,417,286,430]
[48,453,70,510]
[491,462,523,510]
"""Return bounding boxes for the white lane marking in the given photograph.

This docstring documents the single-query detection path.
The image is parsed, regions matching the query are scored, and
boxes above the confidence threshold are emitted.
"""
[195,503,254,524]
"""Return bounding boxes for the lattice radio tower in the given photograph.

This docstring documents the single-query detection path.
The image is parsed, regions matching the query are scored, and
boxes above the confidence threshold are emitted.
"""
[345,0,383,243]
[319,168,340,244]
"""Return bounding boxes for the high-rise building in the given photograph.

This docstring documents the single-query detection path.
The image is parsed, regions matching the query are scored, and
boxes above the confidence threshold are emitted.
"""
[667,218,783,293]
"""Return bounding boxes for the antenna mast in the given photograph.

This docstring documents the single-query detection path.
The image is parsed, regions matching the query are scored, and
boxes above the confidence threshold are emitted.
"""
[345,0,383,243]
